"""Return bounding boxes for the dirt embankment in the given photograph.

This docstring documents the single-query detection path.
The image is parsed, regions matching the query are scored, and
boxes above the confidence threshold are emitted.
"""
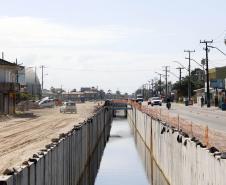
[0,102,101,174]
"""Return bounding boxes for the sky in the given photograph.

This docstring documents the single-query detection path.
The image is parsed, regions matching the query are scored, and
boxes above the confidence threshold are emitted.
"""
[0,0,226,93]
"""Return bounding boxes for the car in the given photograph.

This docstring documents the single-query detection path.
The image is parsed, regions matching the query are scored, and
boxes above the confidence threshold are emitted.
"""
[38,97,55,108]
[148,97,162,106]
[60,101,77,113]
[136,94,144,103]
[136,97,144,103]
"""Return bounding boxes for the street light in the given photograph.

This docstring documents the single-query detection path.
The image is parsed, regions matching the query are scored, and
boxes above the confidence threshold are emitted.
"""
[172,61,188,71]
[189,58,203,68]
[208,45,226,56]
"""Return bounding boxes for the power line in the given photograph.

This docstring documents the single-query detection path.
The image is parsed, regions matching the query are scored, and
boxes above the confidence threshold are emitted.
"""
[47,67,155,72]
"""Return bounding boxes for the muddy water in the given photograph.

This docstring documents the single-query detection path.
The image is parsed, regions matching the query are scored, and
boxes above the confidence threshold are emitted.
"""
[78,117,169,185]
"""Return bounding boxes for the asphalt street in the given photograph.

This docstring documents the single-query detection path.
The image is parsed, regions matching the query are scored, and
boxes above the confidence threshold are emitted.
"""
[146,102,226,132]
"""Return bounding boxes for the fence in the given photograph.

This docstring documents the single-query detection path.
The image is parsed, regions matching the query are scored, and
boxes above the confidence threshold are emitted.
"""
[120,99,226,152]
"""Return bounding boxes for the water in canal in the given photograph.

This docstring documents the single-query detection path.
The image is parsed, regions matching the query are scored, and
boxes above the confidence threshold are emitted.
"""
[78,115,169,185]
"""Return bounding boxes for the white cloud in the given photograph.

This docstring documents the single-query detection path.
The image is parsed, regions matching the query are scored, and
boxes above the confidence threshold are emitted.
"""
[0,16,169,93]
[0,16,132,48]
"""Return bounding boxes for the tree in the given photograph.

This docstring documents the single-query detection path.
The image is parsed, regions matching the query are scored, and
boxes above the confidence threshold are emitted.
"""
[116,90,121,95]
[172,68,204,98]
[71,89,77,92]
[99,89,105,100]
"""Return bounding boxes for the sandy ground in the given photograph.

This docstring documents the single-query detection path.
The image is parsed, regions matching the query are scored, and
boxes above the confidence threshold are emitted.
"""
[0,102,101,174]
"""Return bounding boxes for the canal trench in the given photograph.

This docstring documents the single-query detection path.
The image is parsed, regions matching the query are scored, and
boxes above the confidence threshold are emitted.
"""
[78,111,169,185]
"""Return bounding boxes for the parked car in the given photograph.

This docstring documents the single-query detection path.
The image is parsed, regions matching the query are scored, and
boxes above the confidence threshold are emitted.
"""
[136,94,144,103]
[136,97,144,103]
[60,101,77,113]
[148,97,162,106]
[38,97,55,108]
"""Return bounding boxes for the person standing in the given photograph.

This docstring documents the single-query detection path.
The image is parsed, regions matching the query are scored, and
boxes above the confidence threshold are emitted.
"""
[201,96,204,107]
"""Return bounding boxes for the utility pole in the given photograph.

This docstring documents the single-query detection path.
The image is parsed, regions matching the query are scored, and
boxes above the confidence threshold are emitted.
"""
[200,40,213,108]
[16,58,19,83]
[184,50,195,102]
[148,80,151,98]
[143,84,145,99]
[176,67,184,87]
[163,66,170,97]
[155,72,163,96]
[151,79,154,97]
[176,67,184,98]
[40,65,46,91]
[34,67,37,96]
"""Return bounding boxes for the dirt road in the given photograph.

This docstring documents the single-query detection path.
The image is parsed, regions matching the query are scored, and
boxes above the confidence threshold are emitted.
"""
[0,102,101,174]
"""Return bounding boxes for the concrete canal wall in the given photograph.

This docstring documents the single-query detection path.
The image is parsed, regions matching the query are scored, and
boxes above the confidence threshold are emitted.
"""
[128,107,226,185]
[0,106,113,185]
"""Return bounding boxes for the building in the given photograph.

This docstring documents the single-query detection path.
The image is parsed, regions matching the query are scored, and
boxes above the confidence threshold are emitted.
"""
[0,59,20,114]
[24,68,42,98]
[194,66,226,106]
[209,66,226,89]
[62,92,85,102]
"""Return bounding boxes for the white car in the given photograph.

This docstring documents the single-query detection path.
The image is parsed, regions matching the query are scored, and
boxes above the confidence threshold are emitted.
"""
[60,101,77,113]
[148,97,162,106]
[38,98,55,108]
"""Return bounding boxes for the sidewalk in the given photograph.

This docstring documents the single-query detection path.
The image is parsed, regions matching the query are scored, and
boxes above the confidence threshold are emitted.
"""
[174,103,226,117]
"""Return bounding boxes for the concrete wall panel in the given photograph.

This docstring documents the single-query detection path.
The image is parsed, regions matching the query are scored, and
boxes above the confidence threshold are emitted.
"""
[127,107,226,185]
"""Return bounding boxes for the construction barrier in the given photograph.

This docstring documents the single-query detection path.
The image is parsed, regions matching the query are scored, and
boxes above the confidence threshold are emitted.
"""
[124,99,226,152]
[0,106,113,185]
[128,105,226,185]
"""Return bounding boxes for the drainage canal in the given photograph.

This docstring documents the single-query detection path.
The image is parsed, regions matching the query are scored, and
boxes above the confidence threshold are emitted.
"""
[78,112,169,185]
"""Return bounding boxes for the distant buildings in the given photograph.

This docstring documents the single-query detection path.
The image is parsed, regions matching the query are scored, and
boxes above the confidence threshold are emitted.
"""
[0,59,21,114]
[61,87,101,102]
[42,86,128,102]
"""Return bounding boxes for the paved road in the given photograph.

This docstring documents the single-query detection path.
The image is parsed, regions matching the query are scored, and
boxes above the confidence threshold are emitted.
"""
[145,102,226,132]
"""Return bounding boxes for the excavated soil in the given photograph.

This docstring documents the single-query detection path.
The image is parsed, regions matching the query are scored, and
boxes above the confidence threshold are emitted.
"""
[0,102,102,174]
